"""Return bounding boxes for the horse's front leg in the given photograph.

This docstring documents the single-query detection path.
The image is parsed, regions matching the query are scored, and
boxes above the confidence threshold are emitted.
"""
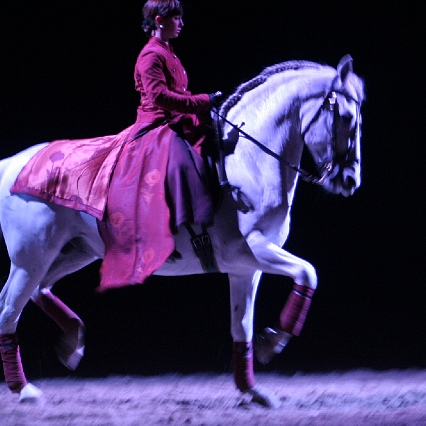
[228,272,281,409]
[246,230,317,364]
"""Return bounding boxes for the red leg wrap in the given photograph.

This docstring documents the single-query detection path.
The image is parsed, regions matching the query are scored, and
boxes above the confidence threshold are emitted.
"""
[0,333,28,393]
[279,284,315,336]
[34,291,83,333]
[232,341,255,392]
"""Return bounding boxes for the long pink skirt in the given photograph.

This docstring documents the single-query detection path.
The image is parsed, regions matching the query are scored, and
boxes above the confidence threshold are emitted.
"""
[11,123,214,290]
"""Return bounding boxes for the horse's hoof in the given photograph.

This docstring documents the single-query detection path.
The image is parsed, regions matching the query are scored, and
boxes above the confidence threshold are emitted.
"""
[19,383,43,403]
[254,327,291,364]
[55,322,85,370]
[247,384,281,409]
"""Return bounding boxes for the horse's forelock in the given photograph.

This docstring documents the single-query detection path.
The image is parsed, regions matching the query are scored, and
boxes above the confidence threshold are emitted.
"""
[344,72,365,103]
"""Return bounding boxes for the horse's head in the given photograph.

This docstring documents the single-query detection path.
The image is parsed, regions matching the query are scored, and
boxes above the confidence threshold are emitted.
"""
[300,55,365,197]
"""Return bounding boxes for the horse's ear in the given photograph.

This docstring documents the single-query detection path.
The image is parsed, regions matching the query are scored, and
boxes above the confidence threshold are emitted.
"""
[337,54,353,82]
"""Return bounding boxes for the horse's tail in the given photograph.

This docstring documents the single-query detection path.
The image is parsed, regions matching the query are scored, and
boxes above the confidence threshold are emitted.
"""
[0,157,10,241]
[0,144,49,241]
[0,152,24,241]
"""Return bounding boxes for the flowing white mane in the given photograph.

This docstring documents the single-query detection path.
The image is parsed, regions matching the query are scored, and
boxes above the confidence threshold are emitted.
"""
[220,60,323,118]
[221,59,364,118]
[221,62,330,229]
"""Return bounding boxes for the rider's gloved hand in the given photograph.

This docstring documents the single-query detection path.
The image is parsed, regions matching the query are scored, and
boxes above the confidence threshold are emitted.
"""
[209,91,223,108]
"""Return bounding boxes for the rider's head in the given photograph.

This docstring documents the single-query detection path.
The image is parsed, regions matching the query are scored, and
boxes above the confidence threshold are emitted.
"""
[142,0,184,39]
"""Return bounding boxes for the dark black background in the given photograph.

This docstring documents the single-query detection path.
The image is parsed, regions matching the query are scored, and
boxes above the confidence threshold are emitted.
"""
[0,1,424,380]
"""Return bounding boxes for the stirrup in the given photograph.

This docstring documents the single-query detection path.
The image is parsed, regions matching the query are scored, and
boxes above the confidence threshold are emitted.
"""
[185,223,219,273]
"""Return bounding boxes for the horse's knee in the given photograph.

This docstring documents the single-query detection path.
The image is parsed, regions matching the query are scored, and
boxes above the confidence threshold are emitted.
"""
[295,262,317,290]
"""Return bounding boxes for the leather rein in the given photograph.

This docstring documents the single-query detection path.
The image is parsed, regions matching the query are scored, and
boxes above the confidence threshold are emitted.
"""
[212,89,361,186]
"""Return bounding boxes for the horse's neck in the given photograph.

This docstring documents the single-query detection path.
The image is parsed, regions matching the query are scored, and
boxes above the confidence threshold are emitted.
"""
[223,104,296,243]
[222,68,334,243]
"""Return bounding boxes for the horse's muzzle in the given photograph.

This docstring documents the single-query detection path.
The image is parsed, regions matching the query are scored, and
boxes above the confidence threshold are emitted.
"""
[324,160,360,196]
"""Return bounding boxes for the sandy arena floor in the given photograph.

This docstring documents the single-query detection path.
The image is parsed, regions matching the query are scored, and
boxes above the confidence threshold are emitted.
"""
[1,370,426,425]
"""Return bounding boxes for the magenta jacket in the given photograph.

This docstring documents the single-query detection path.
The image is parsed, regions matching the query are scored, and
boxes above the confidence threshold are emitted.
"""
[134,36,211,125]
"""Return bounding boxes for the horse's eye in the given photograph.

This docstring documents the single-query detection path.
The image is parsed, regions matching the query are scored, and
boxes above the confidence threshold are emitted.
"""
[340,115,352,125]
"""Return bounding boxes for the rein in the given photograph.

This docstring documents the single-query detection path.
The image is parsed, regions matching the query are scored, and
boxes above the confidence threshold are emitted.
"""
[212,109,321,184]
[212,89,361,186]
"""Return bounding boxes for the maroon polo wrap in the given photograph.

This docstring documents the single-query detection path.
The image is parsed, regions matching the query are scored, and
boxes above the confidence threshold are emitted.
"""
[0,333,28,392]
[232,341,255,392]
[279,284,315,336]
[33,290,83,333]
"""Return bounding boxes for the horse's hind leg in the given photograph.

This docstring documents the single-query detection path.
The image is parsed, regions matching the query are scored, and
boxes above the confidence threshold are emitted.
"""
[0,196,98,400]
[32,288,85,371]
[0,265,48,400]
[31,240,101,370]
[0,333,27,390]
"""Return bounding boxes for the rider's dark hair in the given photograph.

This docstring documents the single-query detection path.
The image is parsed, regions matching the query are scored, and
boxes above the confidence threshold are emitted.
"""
[142,0,183,38]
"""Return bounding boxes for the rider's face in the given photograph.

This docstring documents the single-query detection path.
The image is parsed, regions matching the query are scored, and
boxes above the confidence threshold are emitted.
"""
[160,15,184,40]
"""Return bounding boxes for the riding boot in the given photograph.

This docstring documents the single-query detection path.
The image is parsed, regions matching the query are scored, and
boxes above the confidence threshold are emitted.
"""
[232,341,255,392]
[278,284,315,336]
[0,333,28,392]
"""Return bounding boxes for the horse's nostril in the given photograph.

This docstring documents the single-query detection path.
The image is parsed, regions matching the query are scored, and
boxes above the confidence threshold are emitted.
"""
[344,176,356,189]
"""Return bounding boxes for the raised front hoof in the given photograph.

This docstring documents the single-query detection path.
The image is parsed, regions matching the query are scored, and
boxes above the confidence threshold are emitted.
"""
[19,383,43,403]
[246,384,281,409]
[55,322,86,370]
[254,327,291,364]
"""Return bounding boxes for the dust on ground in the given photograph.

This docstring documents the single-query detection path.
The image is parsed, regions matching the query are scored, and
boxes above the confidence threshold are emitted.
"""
[1,370,426,425]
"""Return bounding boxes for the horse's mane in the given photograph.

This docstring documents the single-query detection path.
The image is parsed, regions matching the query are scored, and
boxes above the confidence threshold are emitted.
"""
[220,60,322,118]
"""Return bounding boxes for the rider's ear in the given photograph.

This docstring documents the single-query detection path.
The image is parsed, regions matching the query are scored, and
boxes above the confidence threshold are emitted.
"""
[155,15,163,28]
[337,54,353,82]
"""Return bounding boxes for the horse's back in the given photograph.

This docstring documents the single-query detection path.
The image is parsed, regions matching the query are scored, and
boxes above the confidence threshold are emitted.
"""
[0,143,48,201]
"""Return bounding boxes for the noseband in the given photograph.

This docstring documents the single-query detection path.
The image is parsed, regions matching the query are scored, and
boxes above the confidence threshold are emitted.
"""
[213,88,361,186]
[301,90,362,184]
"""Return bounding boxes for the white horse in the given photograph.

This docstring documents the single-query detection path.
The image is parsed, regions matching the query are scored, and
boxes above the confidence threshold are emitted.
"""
[0,55,364,408]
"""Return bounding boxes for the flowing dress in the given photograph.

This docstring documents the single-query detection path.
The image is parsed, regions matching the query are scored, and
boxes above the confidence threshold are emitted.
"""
[11,36,215,290]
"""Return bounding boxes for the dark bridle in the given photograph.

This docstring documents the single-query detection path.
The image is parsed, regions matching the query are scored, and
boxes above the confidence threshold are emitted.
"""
[213,89,361,186]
